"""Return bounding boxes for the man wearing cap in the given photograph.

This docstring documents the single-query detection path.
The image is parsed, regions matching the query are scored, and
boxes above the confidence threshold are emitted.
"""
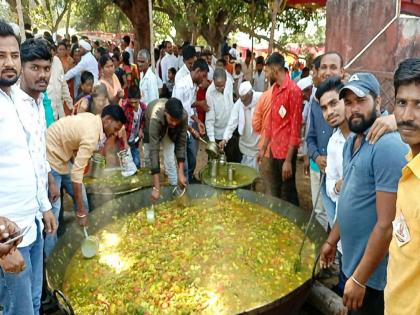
[64,39,99,83]
[320,72,408,314]
[219,81,262,169]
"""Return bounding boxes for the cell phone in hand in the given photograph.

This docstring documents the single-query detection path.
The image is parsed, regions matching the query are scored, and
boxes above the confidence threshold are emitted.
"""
[1,225,31,245]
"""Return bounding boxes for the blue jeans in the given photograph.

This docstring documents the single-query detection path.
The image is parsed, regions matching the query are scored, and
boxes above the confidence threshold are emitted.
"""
[0,220,44,315]
[44,168,89,257]
[184,134,198,182]
[321,177,336,228]
[129,143,141,169]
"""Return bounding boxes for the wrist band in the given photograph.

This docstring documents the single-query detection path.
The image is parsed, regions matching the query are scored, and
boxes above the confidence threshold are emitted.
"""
[152,187,160,192]
[351,275,366,289]
[76,213,87,218]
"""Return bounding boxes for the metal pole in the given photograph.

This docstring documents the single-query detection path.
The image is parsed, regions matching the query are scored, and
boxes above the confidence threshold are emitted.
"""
[148,0,156,71]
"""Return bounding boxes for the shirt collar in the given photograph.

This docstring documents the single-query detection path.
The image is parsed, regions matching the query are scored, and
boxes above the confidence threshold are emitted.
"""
[405,150,420,180]
[274,74,291,93]
[18,87,44,107]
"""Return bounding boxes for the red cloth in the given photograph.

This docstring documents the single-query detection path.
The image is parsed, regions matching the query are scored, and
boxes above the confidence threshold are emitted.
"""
[265,75,303,159]
[196,82,210,123]
[122,99,147,141]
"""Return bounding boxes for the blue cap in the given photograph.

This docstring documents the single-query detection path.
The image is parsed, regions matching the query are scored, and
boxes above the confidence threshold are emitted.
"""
[339,72,381,99]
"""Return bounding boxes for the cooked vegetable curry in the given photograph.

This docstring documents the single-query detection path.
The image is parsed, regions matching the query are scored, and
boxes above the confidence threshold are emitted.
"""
[63,193,315,314]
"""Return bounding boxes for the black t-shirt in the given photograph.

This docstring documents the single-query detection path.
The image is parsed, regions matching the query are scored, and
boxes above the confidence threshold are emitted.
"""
[115,67,125,87]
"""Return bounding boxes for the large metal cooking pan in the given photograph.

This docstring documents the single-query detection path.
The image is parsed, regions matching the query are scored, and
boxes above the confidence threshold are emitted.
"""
[46,185,326,315]
[200,162,259,189]
[83,167,167,209]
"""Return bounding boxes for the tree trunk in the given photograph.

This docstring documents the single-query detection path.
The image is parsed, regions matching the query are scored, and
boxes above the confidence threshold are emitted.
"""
[65,0,72,36]
[113,0,150,50]
[16,0,26,41]
[268,0,282,55]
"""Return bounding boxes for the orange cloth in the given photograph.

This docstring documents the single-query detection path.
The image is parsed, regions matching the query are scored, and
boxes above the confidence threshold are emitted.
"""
[252,86,273,158]
[100,74,122,105]
[225,63,234,75]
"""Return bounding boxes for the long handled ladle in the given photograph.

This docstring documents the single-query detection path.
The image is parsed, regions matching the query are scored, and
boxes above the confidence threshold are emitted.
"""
[294,173,325,273]
[81,227,99,258]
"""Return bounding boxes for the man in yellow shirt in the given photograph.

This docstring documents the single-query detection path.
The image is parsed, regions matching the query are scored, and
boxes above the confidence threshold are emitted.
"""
[385,58,420,315]
[45,105,126,256]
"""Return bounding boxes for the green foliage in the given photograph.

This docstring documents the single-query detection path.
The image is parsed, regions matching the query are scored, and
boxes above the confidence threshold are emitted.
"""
[29,0,70,32]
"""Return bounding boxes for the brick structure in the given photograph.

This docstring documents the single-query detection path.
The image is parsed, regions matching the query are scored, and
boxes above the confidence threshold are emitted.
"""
[325,0,420,111]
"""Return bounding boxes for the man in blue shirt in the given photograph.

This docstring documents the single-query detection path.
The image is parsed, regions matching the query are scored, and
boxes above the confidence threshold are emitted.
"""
[320,72,408,314]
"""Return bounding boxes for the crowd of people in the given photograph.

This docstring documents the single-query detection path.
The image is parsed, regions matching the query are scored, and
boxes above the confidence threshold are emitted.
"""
[0,18,419,315]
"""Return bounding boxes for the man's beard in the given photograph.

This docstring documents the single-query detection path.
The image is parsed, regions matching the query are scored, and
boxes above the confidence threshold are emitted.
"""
[0,76,19,87]
[348,109,377,133]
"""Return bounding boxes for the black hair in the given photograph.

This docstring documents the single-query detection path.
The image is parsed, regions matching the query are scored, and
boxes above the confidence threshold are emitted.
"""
[101,104,127,124]
[235,63,242,69]
[24,23,31,30]
[315,76,344,101]
[96,46,108,57]
[99,54,112,68]
[70,44,79,57]
[165,98,184,120]
[164,41,172,48]
[216,58,226,66]
[71,35,78,44]
[94,40,100,47]
[256,55,266,65]
[168,67,177,76]
[182,45,196,61]
[112,52,121,62]
[128,85,140,99]
[312,55,322,70]
[58,41,67,49]
[81,71,94,84]
[321,51,344,68]
[266,53,284,68]
[113,46,120,54]
[246,49,252,58]
[123,35,131,46]
[394,58,420,96]
[192,58,209,72]
[21,38,52,64]
[0,20,21,47]
[122,51,130,65]
[232,43,237,49]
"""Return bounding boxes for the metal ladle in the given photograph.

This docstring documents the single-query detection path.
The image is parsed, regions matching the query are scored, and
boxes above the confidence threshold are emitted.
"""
[81,227,99,259]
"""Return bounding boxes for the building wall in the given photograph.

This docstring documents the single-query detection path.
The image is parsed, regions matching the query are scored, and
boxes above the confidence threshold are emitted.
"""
[325,0,420,111]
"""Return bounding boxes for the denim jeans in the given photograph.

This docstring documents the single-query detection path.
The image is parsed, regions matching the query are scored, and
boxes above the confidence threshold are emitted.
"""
[129,143,141,169]
[320,177,337,229]
[143,134,178,186]
[0,220,44,315]
[44,168,89,257]
[184,134,198,183]
[310,169,328,231]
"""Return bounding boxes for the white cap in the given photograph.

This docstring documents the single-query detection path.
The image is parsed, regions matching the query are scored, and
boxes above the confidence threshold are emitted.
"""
[297,76,313,91]
[239,81,253,96]
[79,39,92,51]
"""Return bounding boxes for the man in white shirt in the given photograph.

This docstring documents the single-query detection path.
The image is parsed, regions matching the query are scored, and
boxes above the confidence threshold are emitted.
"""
[317,77,351,221]
[175,45,196,84]
[220,81,262,169]
[205,68,241,163]
[160,41,179,85]
[253,56,266,92]
[0,26,56,315]
[229,43,239,61]
[137,49,159,105]
[122,35,134,64]
[47,50,73,119]
[172,59,208,182]
[202,49,215,81]
[64,39,99,83]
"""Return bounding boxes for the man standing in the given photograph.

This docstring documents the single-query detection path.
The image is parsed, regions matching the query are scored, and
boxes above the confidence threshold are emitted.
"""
[122,35,134,65]
[253,56,266,92]
[47,43,73,119]
[320,73,408,314]
[175,45,197,84]
[205,68,240,162]
[64,39,99,83]
[45,105,126,255]
[160,41,179,85]
[0,24,56,315]
[137,49,159,106]
[259,53,302,205]
[172,59,208,182]
[385,58,420,315]
[220,81,262,169]
[144,98,188,202]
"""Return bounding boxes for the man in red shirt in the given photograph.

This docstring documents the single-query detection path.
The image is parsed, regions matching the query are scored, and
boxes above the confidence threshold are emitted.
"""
[259,53,303,205]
